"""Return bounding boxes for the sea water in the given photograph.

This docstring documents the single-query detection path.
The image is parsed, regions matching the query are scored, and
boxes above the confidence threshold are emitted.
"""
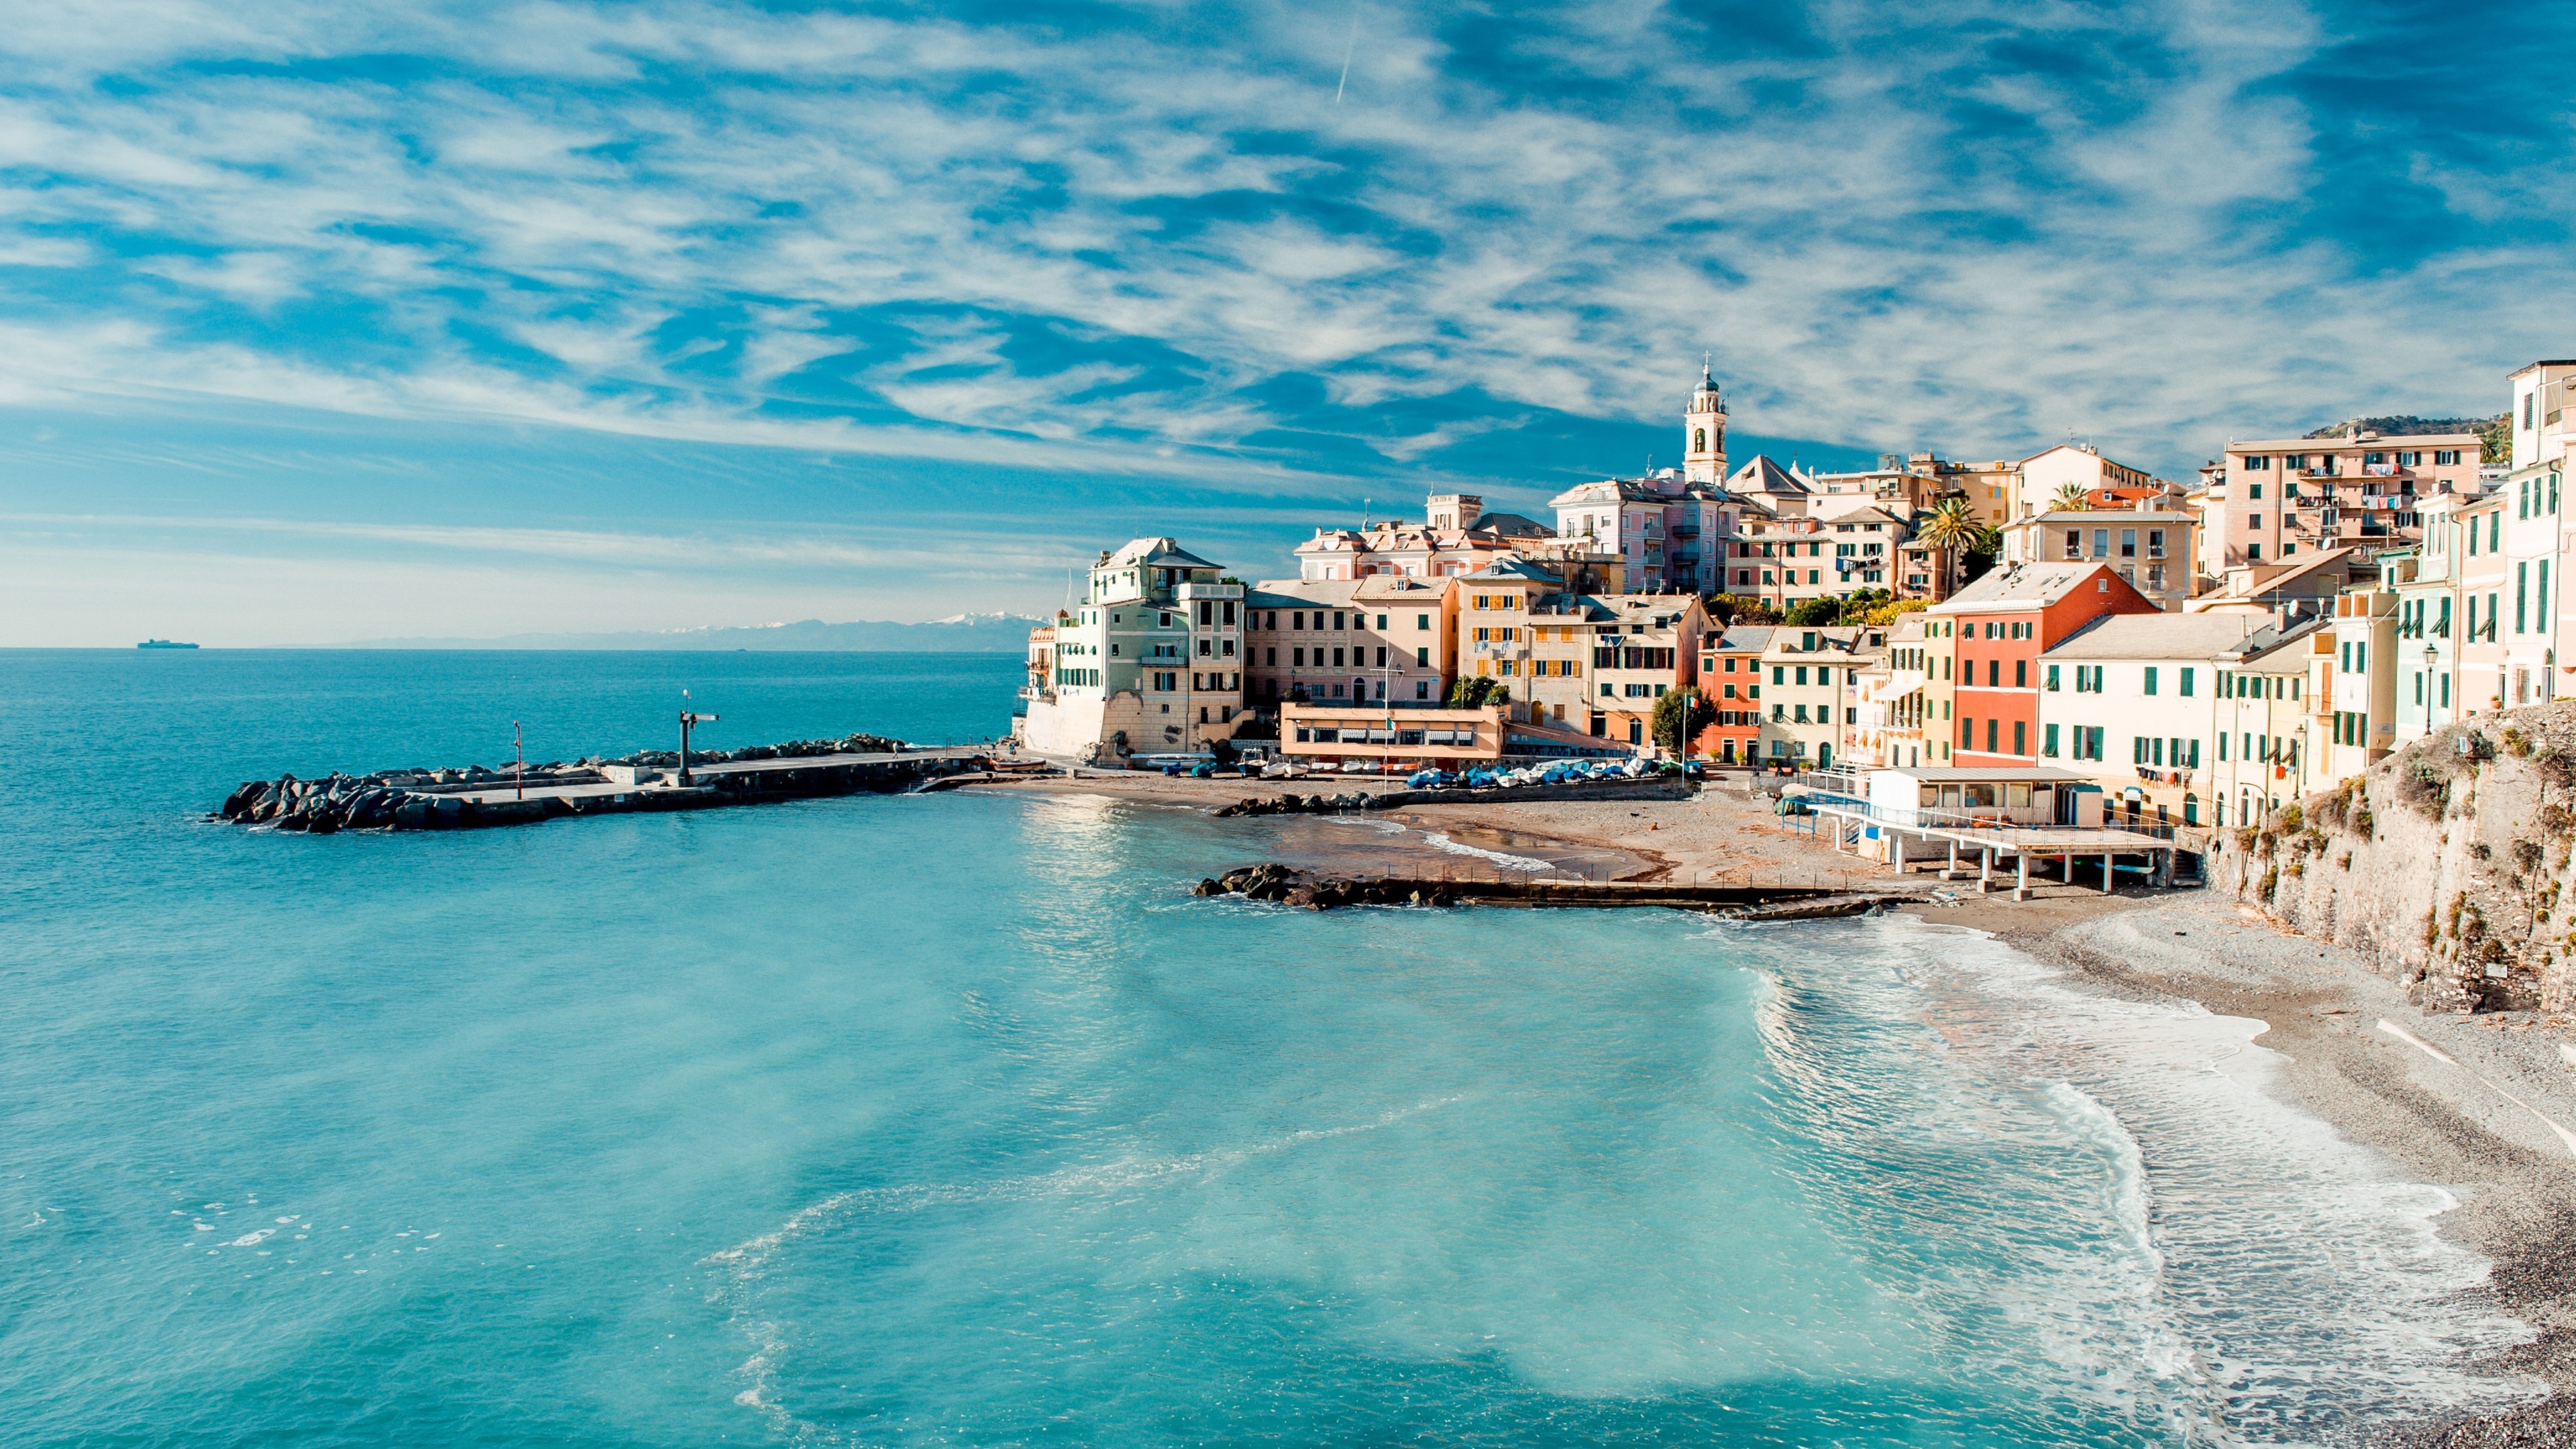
[0,651,2536,1446]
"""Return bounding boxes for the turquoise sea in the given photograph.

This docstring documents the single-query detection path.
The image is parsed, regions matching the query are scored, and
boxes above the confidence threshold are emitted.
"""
[0,651,2536,1446]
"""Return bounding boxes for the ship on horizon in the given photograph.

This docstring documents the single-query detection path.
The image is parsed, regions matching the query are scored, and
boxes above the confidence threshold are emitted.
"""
[136,639,199,649]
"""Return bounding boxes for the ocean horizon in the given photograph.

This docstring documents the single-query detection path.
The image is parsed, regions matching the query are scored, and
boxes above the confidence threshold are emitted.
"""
[0,649,2534,1446]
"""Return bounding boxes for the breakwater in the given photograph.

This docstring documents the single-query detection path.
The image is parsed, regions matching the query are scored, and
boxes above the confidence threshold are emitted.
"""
[215,733,982,833]
[1193,861,1917,917]
[1214,775,1693,818]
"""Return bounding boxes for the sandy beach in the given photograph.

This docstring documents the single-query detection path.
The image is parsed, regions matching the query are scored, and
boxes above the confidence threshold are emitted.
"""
[975,767,2576,1445]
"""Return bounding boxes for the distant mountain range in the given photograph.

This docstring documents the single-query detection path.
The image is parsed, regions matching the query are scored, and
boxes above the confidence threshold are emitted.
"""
[341,612,1046,651]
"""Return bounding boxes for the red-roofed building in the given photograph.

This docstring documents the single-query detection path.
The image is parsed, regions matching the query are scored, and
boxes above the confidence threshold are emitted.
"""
[1928,561,2159,767]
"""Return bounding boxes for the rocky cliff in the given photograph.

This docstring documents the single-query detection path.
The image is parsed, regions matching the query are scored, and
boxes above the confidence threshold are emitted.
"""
[2212,702,2576,1014]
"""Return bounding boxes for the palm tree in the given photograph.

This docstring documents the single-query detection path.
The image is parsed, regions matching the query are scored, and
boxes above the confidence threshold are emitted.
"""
[2049,482,2094,512]
[1917,498,1984,600]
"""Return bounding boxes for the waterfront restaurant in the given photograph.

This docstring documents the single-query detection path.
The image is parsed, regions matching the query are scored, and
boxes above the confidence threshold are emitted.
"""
[1279,702,1504,768]
[1858,763,2094,827]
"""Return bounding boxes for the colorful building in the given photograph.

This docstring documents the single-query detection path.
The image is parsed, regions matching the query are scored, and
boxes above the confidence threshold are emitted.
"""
[1930,561,2159,768]
[1693,625,1774,764]
[1018,537,1246,759]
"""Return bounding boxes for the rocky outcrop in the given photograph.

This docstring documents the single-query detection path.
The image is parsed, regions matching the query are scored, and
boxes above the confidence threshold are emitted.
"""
[1214,792,1391,818]
[1193,863,1452,909]
[1212,775,1695,818]
[2221,704,2576,1013]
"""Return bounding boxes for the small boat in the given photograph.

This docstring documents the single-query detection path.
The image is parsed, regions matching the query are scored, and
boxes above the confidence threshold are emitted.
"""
[136,639,200,649]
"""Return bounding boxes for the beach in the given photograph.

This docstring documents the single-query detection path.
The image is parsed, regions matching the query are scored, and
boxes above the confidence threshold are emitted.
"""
[982,767,2576,1446]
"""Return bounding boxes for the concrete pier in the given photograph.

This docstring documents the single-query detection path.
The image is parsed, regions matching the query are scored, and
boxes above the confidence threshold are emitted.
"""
[218,743,989,834]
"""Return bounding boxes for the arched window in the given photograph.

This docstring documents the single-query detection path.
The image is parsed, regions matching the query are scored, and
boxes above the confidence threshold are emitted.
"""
[1693,427,1707,453]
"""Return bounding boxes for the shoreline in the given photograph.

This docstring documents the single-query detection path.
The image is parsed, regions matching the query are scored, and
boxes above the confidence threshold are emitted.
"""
[976,768,2576,1445]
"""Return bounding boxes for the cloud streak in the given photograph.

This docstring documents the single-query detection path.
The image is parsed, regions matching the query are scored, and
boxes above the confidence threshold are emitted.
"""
[0,0,2566,637]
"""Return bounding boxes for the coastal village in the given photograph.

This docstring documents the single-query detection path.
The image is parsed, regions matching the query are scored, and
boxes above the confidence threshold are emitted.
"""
[1015,360,2573,848]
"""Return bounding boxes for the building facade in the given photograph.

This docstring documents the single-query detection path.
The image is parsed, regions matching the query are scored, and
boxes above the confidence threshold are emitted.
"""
[1693,625,1774,764]
[1930,562,2161,769]
[1997,510,2199,611]
[1019,538,1246,759]
[2202,428,2479,575]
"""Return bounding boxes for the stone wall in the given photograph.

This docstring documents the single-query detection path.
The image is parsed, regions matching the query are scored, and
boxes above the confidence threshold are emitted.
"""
[2214,701,2576,1013]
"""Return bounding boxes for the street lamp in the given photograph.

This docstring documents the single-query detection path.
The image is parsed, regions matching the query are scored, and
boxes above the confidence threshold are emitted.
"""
[678,691,718,785]
[2425,643,2439,729]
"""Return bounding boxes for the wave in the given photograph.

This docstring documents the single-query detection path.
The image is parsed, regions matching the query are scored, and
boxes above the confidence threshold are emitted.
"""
[702,1096,1466,1441]
[1417,831,1554,873]
[1731,912,2540,1443]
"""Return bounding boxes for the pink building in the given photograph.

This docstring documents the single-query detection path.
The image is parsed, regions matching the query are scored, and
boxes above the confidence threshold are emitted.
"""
[2204,427,2479,577]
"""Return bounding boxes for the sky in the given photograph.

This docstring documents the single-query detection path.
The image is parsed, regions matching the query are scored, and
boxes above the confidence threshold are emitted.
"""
[3,0,2571,644]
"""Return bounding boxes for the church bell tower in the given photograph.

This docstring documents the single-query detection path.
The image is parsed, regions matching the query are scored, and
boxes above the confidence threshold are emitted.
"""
[1684,360,1728,484]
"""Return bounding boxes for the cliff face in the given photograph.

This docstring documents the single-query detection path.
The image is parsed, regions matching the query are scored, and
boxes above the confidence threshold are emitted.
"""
[2210,702,2576,1014]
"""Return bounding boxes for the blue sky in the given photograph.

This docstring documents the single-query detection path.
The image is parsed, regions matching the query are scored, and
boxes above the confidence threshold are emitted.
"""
[2,0,2568,643]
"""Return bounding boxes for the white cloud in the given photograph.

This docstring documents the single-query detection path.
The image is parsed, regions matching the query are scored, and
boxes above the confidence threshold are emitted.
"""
[0,0,2553,498]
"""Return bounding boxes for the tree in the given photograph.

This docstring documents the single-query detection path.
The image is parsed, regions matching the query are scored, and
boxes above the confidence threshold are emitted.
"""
[1707,593,1783,627]
[1652,686,1716,755]
[1916,498,1986,598]
[1446,676,1507,708]
[1851,596,1929,628]
[2049,482,2094,512]
[1785,596,1843,628]
[2479,415,2513,465]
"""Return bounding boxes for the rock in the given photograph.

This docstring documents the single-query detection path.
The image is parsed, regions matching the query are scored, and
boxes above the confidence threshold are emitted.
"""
[1193,878,1219,896]
[307,814,339,835]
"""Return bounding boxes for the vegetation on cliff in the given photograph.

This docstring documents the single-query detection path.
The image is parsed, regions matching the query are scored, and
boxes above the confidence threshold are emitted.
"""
[2216,702,2576,1014]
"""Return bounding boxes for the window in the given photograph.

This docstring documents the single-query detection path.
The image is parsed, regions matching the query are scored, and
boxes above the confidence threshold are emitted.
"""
[2047,664,2060,691]
[2144,666,2158,696]
[2244,455,2269,470]
[2013,720,2026,756]
[2015,659,2027,688]
[2043,722,2060,757]
[2249,484,2263,500]
[2180,667,2194,697]
[1417,613,1430,631]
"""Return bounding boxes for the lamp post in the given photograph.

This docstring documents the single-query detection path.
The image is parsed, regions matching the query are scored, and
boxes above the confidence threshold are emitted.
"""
[678,694,718,785]
[2424,643,2440,733]
[513,720,524,801]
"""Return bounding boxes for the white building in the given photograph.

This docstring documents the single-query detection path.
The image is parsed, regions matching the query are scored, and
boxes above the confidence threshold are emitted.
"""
[1018,538,1245,759]
[2035,612,2265,830]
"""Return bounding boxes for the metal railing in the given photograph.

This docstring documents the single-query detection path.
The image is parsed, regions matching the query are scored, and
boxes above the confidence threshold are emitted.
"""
[1789,775,2179,842]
